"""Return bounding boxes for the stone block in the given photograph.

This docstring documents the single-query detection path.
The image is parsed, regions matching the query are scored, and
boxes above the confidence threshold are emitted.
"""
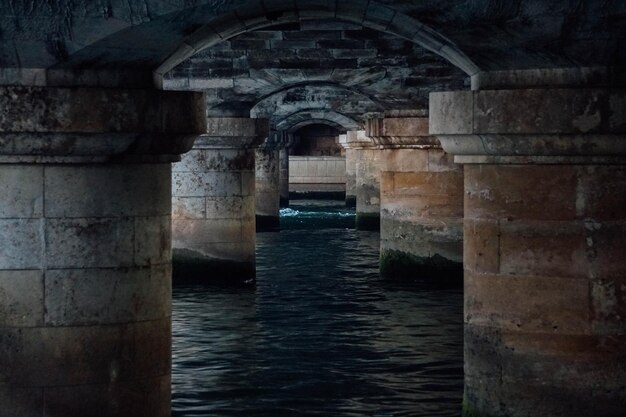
[241,171,255,196]
[204,197,248,220]
[0,166,43,218]
[464,218,500,274]
[0,270,44,327]
[0,321,169,386]
[172,197,206,220]
[382,148,428,172]
[205,149,254,171]
[45,165,171,218]
[44,265,170,326]
[464,165,578,221]
[498,220,588,279]
[575,165,626,221]
[428,149,460,172]
[0,219,43,269]
[465,271,591,334]
[45,218,134,268]
[172,150,206,173]
[134,216,171,266]
[473,88,625,135]
[172,171,242,197]
[429,90,473,135]
[172,219,242,245]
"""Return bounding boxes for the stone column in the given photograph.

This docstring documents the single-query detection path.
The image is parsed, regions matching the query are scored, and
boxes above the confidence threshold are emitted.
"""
[255,131,282,231]
[172,117,268,284]
[339,133,357,208]
[279,133,292,208]
[366,117,464,284]
[0,86,204,417]
[431,81,626,417]
[348,130,382,230]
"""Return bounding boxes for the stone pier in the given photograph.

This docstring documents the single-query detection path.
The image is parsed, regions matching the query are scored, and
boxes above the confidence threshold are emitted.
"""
[279,133,292,208]
[0,86,204,417]
[172,117,268,284]
[255,131,282,232]
[348,130,382,230]
[367,116,464,284]
[339,133,357,208]
[431,82,626,417]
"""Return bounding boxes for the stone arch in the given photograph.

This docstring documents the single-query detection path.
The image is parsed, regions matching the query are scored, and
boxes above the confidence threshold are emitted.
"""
[251,83,382,126]
[153,0,479,86]
[275,110,361,133]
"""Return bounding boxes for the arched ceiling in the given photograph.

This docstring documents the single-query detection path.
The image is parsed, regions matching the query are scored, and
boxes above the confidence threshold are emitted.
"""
[0,0,623,86]
[162,24,467,120]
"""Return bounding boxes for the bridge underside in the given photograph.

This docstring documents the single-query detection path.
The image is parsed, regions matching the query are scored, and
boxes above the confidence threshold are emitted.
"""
[0,1,624,416]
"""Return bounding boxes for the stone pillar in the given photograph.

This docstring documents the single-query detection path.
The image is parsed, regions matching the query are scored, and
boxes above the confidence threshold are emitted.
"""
[172,117,268,284]
[431,82,626,417]
[339,133,357,208]
[255,131,282,231]
[348,130,382,230]
[366,117,464,284]
[279,133,292,208]
[0,86,204,416]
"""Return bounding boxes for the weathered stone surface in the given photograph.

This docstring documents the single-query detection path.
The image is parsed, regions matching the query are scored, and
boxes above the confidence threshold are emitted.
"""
[0,270,44,327]
[0,87,205,162]
[355,148,382,228]
[380,146,463,283]
[255,147,281,229]
[172,117,262,283]
[0,319,170,387]
[44,265,171,326]
[0,166,43,218]
[45,164,171,218]
[462,161,626,417]
[0,161,174,417]
[0,219,43,269]
[279,148,290,207]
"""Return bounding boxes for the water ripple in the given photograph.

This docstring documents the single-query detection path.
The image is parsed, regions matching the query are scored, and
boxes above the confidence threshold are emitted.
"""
[172,201,463,416]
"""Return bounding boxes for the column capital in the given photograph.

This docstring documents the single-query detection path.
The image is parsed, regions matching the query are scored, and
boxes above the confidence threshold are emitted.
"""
[365,116,440,149]
[195,117,270,149]
[342,130,377,149]
[430,87,626,164]
[0,86,206,163]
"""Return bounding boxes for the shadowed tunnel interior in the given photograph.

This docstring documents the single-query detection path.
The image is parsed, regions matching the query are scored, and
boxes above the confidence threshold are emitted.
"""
[0,1,624,417]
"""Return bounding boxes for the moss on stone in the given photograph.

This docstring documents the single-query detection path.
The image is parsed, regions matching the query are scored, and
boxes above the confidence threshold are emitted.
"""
[173,249,255,286]
[461,394,492,417]
[379,249,462,287]
[355,212,380,231]
[256,215,280,232]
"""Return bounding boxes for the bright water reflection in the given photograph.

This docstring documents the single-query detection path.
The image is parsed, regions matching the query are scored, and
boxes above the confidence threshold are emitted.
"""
[172,201,463,416]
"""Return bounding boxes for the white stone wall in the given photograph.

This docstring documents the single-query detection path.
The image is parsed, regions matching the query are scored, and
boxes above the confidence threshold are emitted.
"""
[289,156,346,193]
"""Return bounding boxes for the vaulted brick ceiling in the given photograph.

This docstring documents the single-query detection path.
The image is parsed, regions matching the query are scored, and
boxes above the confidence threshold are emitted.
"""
[162,23,467,127]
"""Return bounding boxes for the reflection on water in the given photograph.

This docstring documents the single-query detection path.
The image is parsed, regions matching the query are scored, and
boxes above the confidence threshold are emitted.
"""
[172,201,463,416]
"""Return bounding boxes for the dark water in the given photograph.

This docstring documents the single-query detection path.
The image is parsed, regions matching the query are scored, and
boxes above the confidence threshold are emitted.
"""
[172,201,464,417]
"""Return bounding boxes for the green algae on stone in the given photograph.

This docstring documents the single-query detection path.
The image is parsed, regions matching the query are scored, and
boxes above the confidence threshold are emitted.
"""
[379,249,462,287]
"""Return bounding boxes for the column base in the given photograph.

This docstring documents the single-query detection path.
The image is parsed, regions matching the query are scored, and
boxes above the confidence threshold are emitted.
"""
[380,249,463,286]
[172,249,255,286]
[256,215,280,232]
[280,197,289,208]
[355,212,380,231]
[345,195,356,208]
